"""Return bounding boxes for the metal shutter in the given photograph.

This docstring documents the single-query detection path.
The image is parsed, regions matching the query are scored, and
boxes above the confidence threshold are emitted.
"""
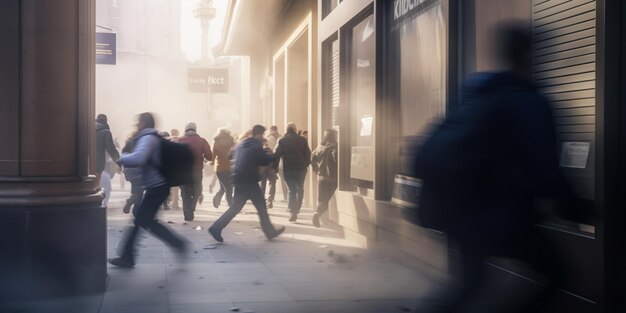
[331,39,340,127]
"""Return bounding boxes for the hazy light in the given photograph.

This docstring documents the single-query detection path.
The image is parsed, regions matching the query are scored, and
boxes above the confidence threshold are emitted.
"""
[181,0,230,62]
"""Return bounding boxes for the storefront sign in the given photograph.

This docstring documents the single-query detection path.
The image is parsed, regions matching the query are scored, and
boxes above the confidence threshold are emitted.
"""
[96,33,116,65]
[560,142,591,169]
[188,68,229,93]
[391,0,439,30]
[350,146,374,181]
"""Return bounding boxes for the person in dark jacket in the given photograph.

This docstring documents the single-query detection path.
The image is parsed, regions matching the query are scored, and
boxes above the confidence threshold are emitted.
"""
[109,112,187,268]
[211,127,235,208]
[177,122,212,221]
[413,25,572,312]
[95,114,120,207]
[208,125,285,243]
[121,132,142,215]
[310,129,338,228]
[274,122,311,222]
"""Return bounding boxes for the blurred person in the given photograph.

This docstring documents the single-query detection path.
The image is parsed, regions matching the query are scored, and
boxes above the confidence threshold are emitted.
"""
[413,24,572,312]
[310,129,338,228]
[266,125,288,203]
[158,131,172,210]
[177,122,212,221]
[121,132,143,215]
[212,128,236,209]
[208,125,285,243]
[169,129,181,210]
[260,138,278,208]
[114,137,126,190]
[95,114,120,207]
[109,112,187,268]
[274,122,311,222]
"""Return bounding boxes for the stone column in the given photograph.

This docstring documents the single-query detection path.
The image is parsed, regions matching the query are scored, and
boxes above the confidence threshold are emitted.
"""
[0,0,105,300]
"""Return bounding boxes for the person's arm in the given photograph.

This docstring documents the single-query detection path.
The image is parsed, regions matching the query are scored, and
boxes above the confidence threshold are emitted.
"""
[210,142,217,165]
[273,138,283,169]
[117,135,158,167]
[203,139,213,162]
[303,139,312,167]
[105,131,120,162]
[258,143,275,167]
[310,148,319,173]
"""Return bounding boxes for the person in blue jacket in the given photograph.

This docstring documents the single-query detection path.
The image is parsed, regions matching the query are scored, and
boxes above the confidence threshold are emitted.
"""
[208,125,285,243]
[109,112,187,268]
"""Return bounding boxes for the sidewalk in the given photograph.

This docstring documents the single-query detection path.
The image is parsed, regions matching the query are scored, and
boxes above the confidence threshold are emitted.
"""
[9,180,447,313]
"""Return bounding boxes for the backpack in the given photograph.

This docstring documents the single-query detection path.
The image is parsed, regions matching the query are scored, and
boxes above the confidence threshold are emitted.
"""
[152,135,194,187]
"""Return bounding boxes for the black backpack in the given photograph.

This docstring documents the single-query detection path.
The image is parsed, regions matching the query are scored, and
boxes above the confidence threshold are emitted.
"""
[152,135,194,187]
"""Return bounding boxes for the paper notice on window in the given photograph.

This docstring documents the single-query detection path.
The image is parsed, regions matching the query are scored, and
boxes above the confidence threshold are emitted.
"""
[360,117,373,136]
[560,142,591,169]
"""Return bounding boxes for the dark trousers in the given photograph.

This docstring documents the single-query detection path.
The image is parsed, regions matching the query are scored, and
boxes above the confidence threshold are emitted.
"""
[261,176,277,203]
[284,170,307,213]
[129,179,143,216]
[211,182,278,236]
[180,168,203,220]
[119,184,185,260]
[214,170,233,207]
[316,178,337,215]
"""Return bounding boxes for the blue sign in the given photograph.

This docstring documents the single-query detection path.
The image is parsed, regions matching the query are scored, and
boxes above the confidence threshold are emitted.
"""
[96,33,116,65]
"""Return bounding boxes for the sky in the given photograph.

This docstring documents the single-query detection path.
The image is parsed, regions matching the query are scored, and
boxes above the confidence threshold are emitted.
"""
[180,0,230,62]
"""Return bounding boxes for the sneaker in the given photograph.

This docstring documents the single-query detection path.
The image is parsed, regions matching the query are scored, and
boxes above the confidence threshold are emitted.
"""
[266,226,285,240]
[312,213,320,228]
[289,212,297,222]
[108,257,135,268]
[122,199,132,214]
[212,196,220,209]
[208,226,224,243]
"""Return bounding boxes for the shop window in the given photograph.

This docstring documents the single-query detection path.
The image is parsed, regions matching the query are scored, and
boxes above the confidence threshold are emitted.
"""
[347,14,376,186]
[322,35,340,130]
[322,0,340,19]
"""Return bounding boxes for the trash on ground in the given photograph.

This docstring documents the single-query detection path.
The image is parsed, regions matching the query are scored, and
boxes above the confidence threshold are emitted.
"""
[229,307,240,312]
[252,280,264,286]
[167,221,175,224]
[318,245,328,248]
[235,232,244,235]
[194,226,202,230]
[203,245,218,250]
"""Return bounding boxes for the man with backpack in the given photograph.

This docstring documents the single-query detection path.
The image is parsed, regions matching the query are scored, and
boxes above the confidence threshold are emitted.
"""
[208,125,285,243]
[413,25,572,312]
[109,112,188,268]
[177,122,212,221]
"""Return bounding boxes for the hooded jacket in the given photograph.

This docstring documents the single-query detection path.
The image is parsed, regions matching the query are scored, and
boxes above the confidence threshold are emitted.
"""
[231,137,275,184]
[311,142,337,180]
[95,120,120,173]
[177,130,212,168]
[117,128,165,189]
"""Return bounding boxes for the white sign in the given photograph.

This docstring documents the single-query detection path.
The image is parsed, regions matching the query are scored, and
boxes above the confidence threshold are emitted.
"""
[560,142,591,169]
[360,116,373,136]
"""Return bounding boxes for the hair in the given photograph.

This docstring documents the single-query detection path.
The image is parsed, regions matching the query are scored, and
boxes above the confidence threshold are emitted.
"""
[171,129,179,137]
[96,114,107,123]
[213,127,232,141]
[138,112,155,129]
[494,23,532,72]
[238,130,252,141]
[252,124,266,137]
[323,128,337,144]
[286,122,297,134]
[270,125,278,131]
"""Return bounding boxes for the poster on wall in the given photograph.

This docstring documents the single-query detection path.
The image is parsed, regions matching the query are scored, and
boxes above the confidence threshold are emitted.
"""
[560,142,591,169]
[96,32,116,65]
[360,116,373,136]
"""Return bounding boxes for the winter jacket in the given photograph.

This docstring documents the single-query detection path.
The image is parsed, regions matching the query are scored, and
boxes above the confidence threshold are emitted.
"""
[311,142,337,180]
[266,131,282,151]
[231,137,275,184]
[121,137,142,182]
[95,121,120,173]
[177,130,212,168]
[117,128,165,189]
[274,132,311,172]
[212,135,235,172]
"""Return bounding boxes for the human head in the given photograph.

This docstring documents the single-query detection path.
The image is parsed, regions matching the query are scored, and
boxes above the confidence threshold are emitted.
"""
[286,122,297,134]
[270,125,278,132]
[96,114,107,123]
[137,112,155,131]
[493,23,532,76]
[185,122,197,132]
[214,127,232,140]
[323,128,337,144]
[171,129,179,137]
[252,124,266,140]
[158,131,170,138]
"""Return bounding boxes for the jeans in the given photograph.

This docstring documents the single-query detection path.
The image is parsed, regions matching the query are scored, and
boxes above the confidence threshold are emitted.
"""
[261,176,277,203]
[210,182,279,236]
[119,184,185,261]
[129,179,143,216]
[180,167,203,220]
[316,178,337,215]
[278,168,288,201]
[214,170,233,207]
[283,170,307,214]
[100,171,112,207]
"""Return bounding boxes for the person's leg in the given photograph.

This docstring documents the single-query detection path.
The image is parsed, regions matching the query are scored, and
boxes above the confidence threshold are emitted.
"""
[260,177,267,196]
[267,176,276,206]
[170,187,180,209]
[213,171,226,207]
[180,183,193,220]
[191,169,203,211]
[278,168,288,202]
[223,171,233,207]
[136,185,185,250]
[283,171,298,212]
[294,170,307,214]
[316,179,337,215]
[209,184,250,242]
[209,172,218,193]
[100,171,112,207]
[248,183,284,238]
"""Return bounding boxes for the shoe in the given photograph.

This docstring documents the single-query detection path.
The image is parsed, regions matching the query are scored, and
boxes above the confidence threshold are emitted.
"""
[266,226,285,240]
[289,212,297,222]
[267,201,273,209]
[122,199,132,214]
[208,226,224,243]
[198,194,204,204]
[108,257,135,268]
[183,211,194,222]
[212,196,220,209]
[312,213,320,228]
